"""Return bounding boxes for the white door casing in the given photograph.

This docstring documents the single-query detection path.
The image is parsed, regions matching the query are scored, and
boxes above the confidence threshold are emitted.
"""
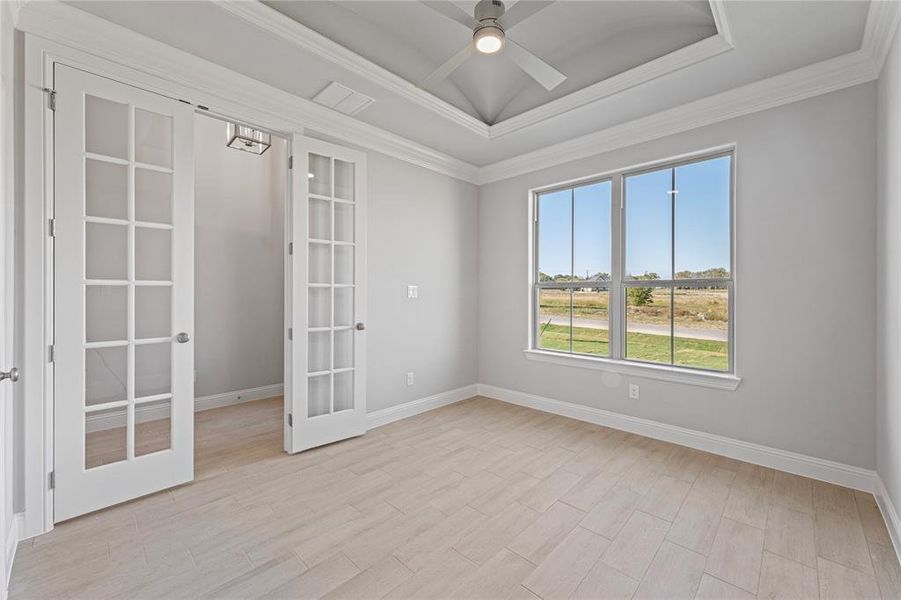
[287,135,367,453]
[53,64,194,522]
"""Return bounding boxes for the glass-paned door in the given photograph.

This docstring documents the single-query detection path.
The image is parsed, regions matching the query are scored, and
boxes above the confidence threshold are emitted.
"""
[287,135,366,453]
[54,65,194,521]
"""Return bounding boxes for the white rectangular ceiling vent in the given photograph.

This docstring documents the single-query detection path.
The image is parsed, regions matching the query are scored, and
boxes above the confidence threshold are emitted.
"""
[313,82,375,116]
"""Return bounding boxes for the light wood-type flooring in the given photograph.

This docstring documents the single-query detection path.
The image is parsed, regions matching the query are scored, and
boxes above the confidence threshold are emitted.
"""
[10,396,901,599]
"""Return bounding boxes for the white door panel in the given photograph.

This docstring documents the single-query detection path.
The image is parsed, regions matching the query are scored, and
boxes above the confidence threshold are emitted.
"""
[53,64,194,521]
[288,135,366,453]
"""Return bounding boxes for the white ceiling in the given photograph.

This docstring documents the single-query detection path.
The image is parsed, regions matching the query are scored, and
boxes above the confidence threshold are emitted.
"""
[63,1,871,168]
[262,1,717,124]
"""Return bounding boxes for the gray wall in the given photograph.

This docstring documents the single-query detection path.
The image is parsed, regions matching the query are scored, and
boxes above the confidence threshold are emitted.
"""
[365,151,479,411]
[479,83,878,469]
[877,30,901,517]
[194,114,286,398]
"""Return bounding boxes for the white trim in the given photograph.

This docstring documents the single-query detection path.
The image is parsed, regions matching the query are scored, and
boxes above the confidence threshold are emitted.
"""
[366,384,478,430]
[85,384,285,433]
[862,0,901,75]
[15,0,479,184]
[477,384,876,492]
[524,350,741,391]
[875,475,901,568]
[3,514,18,594]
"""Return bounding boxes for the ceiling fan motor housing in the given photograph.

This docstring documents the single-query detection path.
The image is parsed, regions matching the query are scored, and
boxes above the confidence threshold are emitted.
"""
[474,0,506,25]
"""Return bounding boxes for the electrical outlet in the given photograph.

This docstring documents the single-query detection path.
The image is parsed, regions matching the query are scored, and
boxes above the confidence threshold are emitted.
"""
[406,372,415,386]
[628,384,640,400]
[407,285,419,299]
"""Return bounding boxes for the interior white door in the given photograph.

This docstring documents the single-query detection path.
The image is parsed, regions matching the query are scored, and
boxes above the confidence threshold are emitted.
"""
[287,135,367,453]
[53,65,194,521]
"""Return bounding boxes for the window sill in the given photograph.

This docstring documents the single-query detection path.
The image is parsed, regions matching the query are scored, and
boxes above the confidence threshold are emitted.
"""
[523,349,741,391]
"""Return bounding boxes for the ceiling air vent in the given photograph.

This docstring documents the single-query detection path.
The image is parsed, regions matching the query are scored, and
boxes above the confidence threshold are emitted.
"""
[312,82,375,116]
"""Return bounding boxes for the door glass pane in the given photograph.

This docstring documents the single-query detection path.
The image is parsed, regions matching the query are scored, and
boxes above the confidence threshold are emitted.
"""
[334,330,353,370]
[673,286,729,371]
[309,287,330,328]
[334,371,353,412]
[625,168,672,280]
[625,286,672,364]
[537,189,572,282]
[309,198,331,240]
[674,156,731,279]
[135,399,172,456]
[308,331,330,373]
[86,222,127,279]
[334,246,353,285]
[572,289,609,357]
[135,228,172,281]
[86,346,127,406]
[537,288,571,352]
[334,288,353,328]
[334,204,354,243]
[573,181,611,284]
[85,412,127,469]
[135,343,171,398]
[86,159,127,220]
[86,286,127,343]
[135,286,171,339]
[85,95,128,159]
[134,108,173,168]
[334,160,354,201]
[135,168,173,224]
[309,154,331,196]
[309,244,331,284]
[308,374,330,417]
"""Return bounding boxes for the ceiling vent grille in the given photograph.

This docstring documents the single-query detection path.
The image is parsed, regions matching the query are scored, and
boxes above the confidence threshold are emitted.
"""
[312,82,375,116]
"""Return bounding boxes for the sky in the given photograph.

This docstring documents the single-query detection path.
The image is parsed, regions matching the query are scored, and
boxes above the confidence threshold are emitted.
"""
[538,155,731,279]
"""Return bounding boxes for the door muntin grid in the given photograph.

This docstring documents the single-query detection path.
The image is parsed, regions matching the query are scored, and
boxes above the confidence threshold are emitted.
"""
[82,93,175,469]
[307,154,356,418]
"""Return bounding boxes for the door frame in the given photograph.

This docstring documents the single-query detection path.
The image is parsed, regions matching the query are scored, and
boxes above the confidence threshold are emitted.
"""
[21,34,367,539]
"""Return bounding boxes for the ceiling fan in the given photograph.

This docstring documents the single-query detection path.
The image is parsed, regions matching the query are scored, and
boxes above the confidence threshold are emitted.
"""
[421,0,566,91]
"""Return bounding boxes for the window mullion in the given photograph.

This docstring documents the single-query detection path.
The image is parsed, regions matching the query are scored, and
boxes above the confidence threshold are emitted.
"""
[610,175,624,360]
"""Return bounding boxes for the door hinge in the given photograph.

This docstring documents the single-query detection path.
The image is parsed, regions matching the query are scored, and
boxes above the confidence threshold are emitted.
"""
[48,345,55,363]
[288,242,293,255]
[48,471,55,490]
[287,413,293,427]
[48,218,55,237]
[288,327,293,340]
[42,88,56,111]
[288,155,294,170]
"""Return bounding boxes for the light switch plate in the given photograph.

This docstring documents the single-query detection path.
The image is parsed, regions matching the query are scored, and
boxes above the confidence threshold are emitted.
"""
[407,285,419,299]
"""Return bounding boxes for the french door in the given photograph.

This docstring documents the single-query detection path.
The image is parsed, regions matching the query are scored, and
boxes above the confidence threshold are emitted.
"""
[53,65,194,521]
[287,136,367,453]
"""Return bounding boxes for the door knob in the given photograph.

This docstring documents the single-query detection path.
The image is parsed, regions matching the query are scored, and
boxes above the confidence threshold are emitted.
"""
[176,332,190,343]
[355,322,365,331]
[0,368,18,383]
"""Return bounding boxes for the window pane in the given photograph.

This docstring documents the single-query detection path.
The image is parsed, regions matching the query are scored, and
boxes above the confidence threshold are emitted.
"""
[537,189,572,282]
[625,286,672,364]
[573,181,611,283]
[673,286,729,371]
[675,156,731,279]
[625,168,672,280]
[537,288,571,352]
[572,289,609,356]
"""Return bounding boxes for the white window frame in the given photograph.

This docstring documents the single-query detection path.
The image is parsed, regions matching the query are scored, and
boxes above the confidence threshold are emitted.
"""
[525,146,741,391]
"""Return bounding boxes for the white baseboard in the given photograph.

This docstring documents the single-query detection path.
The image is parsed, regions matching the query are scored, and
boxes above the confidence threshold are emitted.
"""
[86,383,284,433]
[477,384,877,492]
[875,475,901,567]
[367,384,478,430]
[4,513,21,596]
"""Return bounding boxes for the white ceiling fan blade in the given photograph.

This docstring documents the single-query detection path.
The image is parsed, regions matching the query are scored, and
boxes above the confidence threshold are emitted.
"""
[505,38,566,90]
[421,1,479,30]
[422,43,477,87]
[498,1,554,30]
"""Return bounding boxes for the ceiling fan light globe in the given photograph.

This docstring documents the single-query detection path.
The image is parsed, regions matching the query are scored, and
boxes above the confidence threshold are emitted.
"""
[474,26,504,54]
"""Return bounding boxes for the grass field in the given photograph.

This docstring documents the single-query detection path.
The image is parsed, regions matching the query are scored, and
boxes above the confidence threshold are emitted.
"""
[538,323,728,371]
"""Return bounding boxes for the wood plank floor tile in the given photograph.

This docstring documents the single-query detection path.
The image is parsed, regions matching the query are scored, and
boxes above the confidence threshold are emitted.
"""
[632,540,706,600]
[818,557,881,600]
[694,574,757,600]
[507,501,584,565]
[521,526,609,600]
[757,551,818,600]
[704,517,765,594]
[765,503,817,568]
[600,510,670,581]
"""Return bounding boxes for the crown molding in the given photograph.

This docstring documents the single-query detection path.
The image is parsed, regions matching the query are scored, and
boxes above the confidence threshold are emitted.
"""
[220,0,735,140]
[16,0,480,183]
[862,0,901,74]
[477,48,879,184]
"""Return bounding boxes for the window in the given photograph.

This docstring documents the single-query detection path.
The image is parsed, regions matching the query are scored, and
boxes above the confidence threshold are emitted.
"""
[532,151,733,375]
